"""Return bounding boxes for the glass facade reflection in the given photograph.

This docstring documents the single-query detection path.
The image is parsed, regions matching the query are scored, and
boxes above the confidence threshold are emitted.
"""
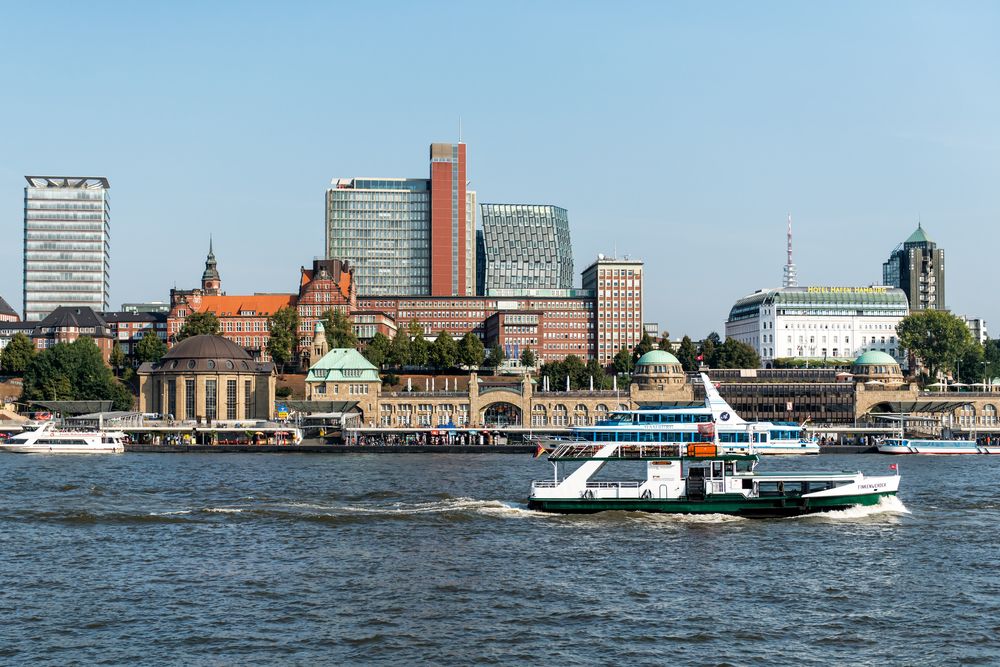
[326,178,431,296]
[23,176,111,321]
[480,204,573,293]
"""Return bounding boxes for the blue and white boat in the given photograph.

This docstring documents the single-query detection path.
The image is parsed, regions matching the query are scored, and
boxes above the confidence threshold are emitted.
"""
[570,374,820,455]
[877,438,997,455]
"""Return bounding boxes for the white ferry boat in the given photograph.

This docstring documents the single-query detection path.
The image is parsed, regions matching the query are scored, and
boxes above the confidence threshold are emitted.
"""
[528,442,899,517]
[0,422,126,454]
[877,438,997,455]
[569,374,820,455]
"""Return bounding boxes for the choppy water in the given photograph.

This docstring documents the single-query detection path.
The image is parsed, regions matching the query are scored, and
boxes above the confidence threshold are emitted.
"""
[1,452,998,666]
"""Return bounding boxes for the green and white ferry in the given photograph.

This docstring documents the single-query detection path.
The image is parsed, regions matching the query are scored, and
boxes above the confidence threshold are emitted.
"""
[527,377,899,517]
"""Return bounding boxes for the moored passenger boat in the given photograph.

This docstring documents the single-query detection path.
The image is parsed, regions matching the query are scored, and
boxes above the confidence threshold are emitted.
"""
[0,421,126,454]
[877,438,996,455]
[569,373,819,455]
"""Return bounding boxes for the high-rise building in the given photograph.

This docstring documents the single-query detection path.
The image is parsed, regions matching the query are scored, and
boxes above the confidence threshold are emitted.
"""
[429,143,468,296]
[23,176,111,321]
[480,204,574,294]
[475,230,486,296]
[465,190,477,296]
[325,143,471,297]
[882,223,945,311]
[581,255,644,366]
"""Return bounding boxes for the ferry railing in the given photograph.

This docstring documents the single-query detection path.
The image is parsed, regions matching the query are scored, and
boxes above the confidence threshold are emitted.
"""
[549,443,684,459]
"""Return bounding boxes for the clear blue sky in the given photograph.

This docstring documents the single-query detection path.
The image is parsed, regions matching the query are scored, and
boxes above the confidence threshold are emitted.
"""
[2,1,998,337]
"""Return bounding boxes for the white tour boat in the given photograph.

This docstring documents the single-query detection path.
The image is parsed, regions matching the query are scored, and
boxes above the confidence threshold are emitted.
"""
[0,422,126,454]
[877,438,997,455]
[569,374,820,455]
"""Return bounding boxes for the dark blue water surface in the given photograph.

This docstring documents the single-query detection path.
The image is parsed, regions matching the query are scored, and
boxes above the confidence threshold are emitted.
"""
[1,452,998,666]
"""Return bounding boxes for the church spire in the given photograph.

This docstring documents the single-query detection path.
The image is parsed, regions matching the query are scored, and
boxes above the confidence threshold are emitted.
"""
[202,237,221,295]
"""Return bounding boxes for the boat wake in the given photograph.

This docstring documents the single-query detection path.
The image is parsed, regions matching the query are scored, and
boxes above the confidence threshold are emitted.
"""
[794,494,910,521]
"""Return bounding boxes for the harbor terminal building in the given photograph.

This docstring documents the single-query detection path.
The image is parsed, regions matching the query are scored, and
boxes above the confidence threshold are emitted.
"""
[725,285,910,367]
[301,344,999,435]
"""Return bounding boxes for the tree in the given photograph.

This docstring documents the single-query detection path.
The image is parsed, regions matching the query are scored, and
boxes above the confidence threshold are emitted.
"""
[387,329,411,368]
[0,332,35,375]
[585,359,610,389]
[700,332,721,367]
[958,342,985,384]
[632,331,655,362]
[897,310,975,381]
[613,347,634,375]
[658,337,673,352]
[21,338,133,411]
[675,335,699,371]
[430,330,458,370]
[267,306,299,373]
[410,332,430,368]
[985,339,1000,383]
[176,311,221,340]
[458,332,485,369]
[520,347,537,369]
[363,332,392,369]
[134,330,167,364]
[483,345,504,371]
[322,308,358,349]
[712,338,761,369]
[109,342,126,376]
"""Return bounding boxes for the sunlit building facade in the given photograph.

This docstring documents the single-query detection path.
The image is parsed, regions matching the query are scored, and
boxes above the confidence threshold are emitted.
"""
[481,204,573,294]
[23,176,111,321]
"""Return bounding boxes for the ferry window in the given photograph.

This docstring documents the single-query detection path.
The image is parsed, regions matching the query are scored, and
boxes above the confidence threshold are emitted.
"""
[782,482,803,495]
[711,462,723,478]
[758,482,781,497]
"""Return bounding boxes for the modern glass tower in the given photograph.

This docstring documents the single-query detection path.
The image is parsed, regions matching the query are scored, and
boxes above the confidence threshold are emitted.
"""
[325,142,472,297]
[23,176,111,321]
[882,223,945,311]
[480,204,574,293]
[325,178,431,296]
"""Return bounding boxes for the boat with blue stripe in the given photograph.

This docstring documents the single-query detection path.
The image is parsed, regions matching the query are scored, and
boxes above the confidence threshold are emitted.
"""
[568,374,819,455]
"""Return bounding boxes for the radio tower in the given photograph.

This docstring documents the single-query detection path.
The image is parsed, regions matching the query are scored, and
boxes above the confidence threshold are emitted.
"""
[783,213,797,288]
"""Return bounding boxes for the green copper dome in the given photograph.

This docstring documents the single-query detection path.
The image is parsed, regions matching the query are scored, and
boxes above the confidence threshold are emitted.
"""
[853,350,899,366]
[636,350,681,366]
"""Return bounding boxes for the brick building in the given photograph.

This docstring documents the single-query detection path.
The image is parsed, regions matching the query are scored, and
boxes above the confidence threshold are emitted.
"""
[168,246,355,364]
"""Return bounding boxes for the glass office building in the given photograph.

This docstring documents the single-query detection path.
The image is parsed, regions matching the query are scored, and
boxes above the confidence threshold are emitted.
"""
[23,176,111,321]
[326,178,431,296]
[480,204,574,293]
[882,223,945,311]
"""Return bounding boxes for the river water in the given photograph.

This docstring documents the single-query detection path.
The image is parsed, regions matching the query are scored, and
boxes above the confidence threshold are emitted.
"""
[1,452,998,666]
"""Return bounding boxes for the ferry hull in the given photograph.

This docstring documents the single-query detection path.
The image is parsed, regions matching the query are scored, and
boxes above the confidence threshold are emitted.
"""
[527,491,896,517]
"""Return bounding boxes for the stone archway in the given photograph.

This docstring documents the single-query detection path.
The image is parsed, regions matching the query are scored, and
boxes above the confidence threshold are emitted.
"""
[482,402,522,427]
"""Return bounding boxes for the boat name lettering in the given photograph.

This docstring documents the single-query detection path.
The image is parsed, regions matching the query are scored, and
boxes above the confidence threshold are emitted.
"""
[856,482,887,490]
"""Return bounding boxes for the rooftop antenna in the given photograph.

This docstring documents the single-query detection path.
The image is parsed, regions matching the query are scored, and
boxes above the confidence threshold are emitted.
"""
[783,213,797,288]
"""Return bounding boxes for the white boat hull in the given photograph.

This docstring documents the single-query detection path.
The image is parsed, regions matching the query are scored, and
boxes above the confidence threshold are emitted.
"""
[0,443,124,454]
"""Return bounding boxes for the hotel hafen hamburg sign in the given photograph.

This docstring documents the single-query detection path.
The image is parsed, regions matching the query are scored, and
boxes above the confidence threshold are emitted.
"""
[805,286,888,294]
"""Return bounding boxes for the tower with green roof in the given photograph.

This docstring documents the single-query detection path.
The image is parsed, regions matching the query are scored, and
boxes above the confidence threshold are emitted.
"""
[882,222,945,311]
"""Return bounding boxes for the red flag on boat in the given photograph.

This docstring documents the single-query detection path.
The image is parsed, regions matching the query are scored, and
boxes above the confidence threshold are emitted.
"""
[889,463,897,470]
[534,443,547,459]
[696,354,704,361]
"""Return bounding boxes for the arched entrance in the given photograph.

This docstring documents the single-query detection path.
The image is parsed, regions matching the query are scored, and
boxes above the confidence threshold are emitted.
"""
[483,402,522,427]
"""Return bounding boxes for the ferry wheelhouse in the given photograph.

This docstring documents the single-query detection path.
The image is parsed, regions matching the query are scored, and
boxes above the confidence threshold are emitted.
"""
[570,374,819,455]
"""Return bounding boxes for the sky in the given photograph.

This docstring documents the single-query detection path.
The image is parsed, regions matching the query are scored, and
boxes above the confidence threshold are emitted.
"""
[1,1,998,337]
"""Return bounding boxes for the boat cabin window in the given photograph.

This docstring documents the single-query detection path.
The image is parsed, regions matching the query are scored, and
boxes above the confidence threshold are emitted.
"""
[711,461,723,478]
[735,460,754,472]
[718,433,750,443]
[687,466,707,479]
[726,462,738,476]
[803,481,834,493]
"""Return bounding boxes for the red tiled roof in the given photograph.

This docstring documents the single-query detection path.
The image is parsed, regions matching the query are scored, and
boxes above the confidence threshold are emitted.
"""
[195,294,295,316]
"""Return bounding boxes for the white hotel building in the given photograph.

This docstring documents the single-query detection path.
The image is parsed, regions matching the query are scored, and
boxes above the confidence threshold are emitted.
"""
[725,286,910,367]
